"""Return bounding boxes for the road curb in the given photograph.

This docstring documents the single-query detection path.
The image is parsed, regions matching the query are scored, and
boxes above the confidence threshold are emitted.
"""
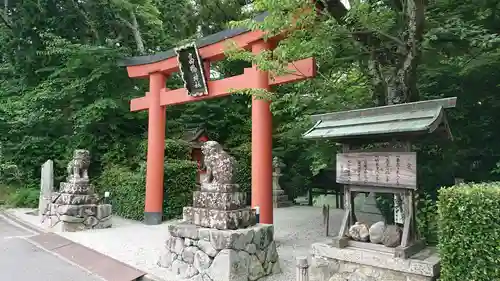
[137,274,165,281]
[0,210,45,234]
[1,209,167,281]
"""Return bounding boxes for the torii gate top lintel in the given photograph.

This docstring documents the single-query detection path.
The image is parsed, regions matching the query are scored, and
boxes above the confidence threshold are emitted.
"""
[120,12,270,74]
[121,12,316,110]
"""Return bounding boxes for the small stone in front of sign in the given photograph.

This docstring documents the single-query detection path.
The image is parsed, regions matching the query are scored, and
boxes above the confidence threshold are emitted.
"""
[382,225,402,247]
[348,222,370,242]
[369,221,386,244]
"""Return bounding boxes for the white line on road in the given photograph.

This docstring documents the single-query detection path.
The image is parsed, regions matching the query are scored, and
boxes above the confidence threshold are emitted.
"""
[0,214,39,236]
[2,235,37,240]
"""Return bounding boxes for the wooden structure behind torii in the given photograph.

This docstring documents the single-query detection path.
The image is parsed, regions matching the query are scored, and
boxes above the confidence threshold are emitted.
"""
[120,13,316,225]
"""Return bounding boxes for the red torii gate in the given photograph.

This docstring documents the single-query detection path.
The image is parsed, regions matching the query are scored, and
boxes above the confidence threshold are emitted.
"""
[121,14,316,225]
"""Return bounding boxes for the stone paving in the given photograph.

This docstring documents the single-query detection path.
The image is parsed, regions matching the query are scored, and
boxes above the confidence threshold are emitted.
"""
[6,206,383,281]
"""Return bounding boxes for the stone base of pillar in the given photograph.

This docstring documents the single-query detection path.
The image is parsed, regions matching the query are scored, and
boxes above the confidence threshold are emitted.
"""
[158,223,281,281]
[310,242,439,281]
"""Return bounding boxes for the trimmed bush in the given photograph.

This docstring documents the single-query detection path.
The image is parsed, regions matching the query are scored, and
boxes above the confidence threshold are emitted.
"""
[438,183,500,281]
[97,159,197,221]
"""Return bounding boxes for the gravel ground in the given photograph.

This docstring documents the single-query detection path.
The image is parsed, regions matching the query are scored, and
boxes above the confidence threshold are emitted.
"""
[6,206,382,281]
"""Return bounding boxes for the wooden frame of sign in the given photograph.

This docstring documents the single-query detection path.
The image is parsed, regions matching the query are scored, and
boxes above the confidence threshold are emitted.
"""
[175,42,209,97]
[331,141,425,259]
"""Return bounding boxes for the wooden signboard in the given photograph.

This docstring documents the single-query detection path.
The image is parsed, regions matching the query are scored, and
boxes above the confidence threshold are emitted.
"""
[175,43,209,97]
[336,152,417,189]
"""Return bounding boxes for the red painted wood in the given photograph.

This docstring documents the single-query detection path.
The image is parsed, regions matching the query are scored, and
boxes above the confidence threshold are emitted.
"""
[126,30,266,78]
[251,40,274,224]
[129,57,316,111]
[144,73,166,215]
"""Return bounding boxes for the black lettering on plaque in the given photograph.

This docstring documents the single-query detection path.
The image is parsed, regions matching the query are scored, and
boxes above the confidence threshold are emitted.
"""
[407,158,413,171]
[347,159,352,182]
[374,156,380,182]
[396,155,401,185]
[385,156,390,182]
[363,159,368,184]
[357,160,362,181]
[176,43,208,97]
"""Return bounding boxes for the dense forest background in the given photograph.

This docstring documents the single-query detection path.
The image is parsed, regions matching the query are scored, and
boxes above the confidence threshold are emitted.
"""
[1,0,500,229]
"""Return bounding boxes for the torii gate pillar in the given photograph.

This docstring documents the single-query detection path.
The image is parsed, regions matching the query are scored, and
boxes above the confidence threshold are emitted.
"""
[122,23,316,225]
[144,73,167,224]
[251,41,273,224]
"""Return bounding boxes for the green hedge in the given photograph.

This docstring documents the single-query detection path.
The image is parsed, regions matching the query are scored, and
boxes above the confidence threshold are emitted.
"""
[438,183,500,281]
[97,159,197,221]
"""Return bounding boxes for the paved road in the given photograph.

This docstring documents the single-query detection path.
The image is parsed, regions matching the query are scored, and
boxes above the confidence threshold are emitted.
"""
[0,215,104,281]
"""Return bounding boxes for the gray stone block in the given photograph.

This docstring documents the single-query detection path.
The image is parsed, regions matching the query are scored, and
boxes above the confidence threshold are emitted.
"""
[183,207,256,230]
[200,183,240,193]
[159,224,279,281]
[193,191,246,210]
[54,193,97,205]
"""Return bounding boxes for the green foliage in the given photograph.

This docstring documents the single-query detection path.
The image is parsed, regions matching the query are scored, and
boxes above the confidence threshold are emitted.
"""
[97,159,197,221]
[1,0,500,232]
[438,183,500,281]
[97,165,145,220]
[415,193,438,245]
[5,186,39,208]
[375,193,395,224]
[163,160,198,218]
[231,142,252,195]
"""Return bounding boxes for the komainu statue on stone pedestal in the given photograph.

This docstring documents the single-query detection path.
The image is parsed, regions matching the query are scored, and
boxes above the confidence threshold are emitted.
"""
[201,140,236,185]
[42,149,112,232]
[162,140,281,281]
[66,149,90,180]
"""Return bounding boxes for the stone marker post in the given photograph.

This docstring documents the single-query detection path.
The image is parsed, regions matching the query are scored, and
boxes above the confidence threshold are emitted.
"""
[272,157,292,208]
[38,160,54,219]
[296,257,309,281]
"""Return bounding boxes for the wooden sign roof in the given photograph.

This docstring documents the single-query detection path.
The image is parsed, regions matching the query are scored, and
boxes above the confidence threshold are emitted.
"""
[303,97,457,141]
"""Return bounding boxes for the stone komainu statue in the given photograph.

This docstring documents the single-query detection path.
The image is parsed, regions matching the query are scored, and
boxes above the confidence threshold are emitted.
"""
[201,141,236,185]
[67,149,90,180]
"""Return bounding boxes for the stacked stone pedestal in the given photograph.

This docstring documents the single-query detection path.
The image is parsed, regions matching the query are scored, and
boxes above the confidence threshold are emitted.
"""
[273,188,292,208]
[272,157,292,208]
[160,140,281,281]
[183,183,256,230]
[159,223,280,281]
[42,178,112,232]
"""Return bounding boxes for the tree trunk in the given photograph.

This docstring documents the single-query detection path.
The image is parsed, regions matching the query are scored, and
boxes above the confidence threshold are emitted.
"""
[318,0,425,105]
[129,11,145,54]
[318,0,425,223]
[115,10,145,54]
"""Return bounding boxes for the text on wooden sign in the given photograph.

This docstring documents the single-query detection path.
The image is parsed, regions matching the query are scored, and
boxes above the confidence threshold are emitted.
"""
[336,152,417,189]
